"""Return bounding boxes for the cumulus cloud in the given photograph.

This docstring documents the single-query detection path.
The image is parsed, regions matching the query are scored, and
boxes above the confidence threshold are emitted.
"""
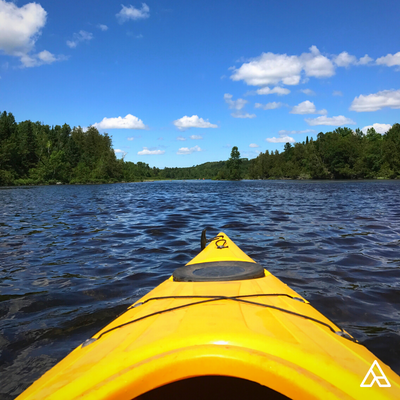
[114,149,127,158]
[0,1,65,67]
[350,89,400,112]
[67,30,93,48]
[98,24,108,31]
[93,114,147,129]
[302,45,336,78]
[333,51,357,67]
[301,88,316,95]
[176,136,186,141]
[249,143,259,148]
[376,52,400,67]
[359,54,373,65]
[265,128,299,144]
[19,50,67,67]
[138,147,165,155]
[231,51,302,86]
[266,135,296,143]
[230,46,337,87]
[361,123,392,134]
[0,0,46,54]
[278,129,315,135]
[177,145,202,155]
[305,115,356,126]
[224,93,248,110]
[190,135,203,140]
[255,102,284,110]
[230,46,380,89]
[224,93,256,118]
[116,3,150,23]
[256,86,290,95]
[231,112,256,118]
[333,51,373,67]
[173,115,218,131]
[290,100,327,115]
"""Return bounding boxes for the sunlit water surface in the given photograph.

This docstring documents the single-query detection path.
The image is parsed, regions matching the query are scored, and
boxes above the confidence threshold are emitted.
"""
[1,180,400,398]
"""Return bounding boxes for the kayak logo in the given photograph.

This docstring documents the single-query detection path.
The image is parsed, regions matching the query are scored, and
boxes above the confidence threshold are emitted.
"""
[360,360,391,388]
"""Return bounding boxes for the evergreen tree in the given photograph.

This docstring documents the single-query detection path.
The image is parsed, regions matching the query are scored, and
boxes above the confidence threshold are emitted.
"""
[226,146,242,180]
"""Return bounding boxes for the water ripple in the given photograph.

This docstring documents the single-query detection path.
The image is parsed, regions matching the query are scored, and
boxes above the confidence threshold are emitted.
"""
[1,180,400,398]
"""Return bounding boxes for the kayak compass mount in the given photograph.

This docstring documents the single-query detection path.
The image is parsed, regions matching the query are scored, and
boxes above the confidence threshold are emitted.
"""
[201,229,228,250]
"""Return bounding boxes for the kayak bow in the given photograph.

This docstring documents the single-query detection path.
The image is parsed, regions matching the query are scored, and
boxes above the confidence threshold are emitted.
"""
[17,232,400,399]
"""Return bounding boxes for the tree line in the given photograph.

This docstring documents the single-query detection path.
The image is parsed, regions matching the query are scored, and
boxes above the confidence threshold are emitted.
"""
[0,111,124,185]
[1,110,399,185]
[248,125,400,180]
[0,111,248,185]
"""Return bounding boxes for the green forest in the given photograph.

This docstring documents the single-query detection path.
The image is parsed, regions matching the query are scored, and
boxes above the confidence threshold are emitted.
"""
[248,125,400,180]
[0,110,399,185]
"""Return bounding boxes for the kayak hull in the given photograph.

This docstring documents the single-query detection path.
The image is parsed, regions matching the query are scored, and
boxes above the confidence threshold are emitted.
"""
[16,232,400,399]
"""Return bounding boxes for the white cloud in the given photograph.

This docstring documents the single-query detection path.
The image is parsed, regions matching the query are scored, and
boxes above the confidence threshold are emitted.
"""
[127,137,135,141]
[302,45,335,78]
[93,114,147,129]
[230,46,335,87]
[37,50,56,63]
[67,30,93,48]
[359,54,373,65]
[0,1,65,68]
[231,51,303,86]
[255,102,284,110]
[231,112,256,118]
[116,3,150,23]
[98,24,108,31]
[350,89,400,112]
[333,51,357,67]
[290,100,327,115]
[224,93,256,118]
[249,143,259,148]
[224,93,248,110]
[333,52,373,67]
[266,135,296,143]
[334,51,373,66]
[138,147,165,155]
[176,136,186,141]
[361,123,392,134]
[190,135,203,140]
[305,115,356,126]
[173,115,218,131]
[19,50,67,68]
[301,88,316,95]
[278,129,315,135]
[114,149,127,158]
[376,52,400,67]
[333,90,343,96]
[177,145,202,155]
[230,46,381,88]
[256,86,290,95]
[0,0,46,54]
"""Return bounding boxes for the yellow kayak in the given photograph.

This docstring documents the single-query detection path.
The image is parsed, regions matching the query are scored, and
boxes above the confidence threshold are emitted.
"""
[17,232,400,399]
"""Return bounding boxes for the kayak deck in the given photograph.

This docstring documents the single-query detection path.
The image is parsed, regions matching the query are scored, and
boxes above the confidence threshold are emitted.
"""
[16,232,400,399]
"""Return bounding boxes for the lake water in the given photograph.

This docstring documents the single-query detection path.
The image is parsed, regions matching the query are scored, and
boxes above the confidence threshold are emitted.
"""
[1,180,400,398]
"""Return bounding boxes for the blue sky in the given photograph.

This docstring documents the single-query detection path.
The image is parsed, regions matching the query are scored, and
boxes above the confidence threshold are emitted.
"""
[1,0,400,168]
